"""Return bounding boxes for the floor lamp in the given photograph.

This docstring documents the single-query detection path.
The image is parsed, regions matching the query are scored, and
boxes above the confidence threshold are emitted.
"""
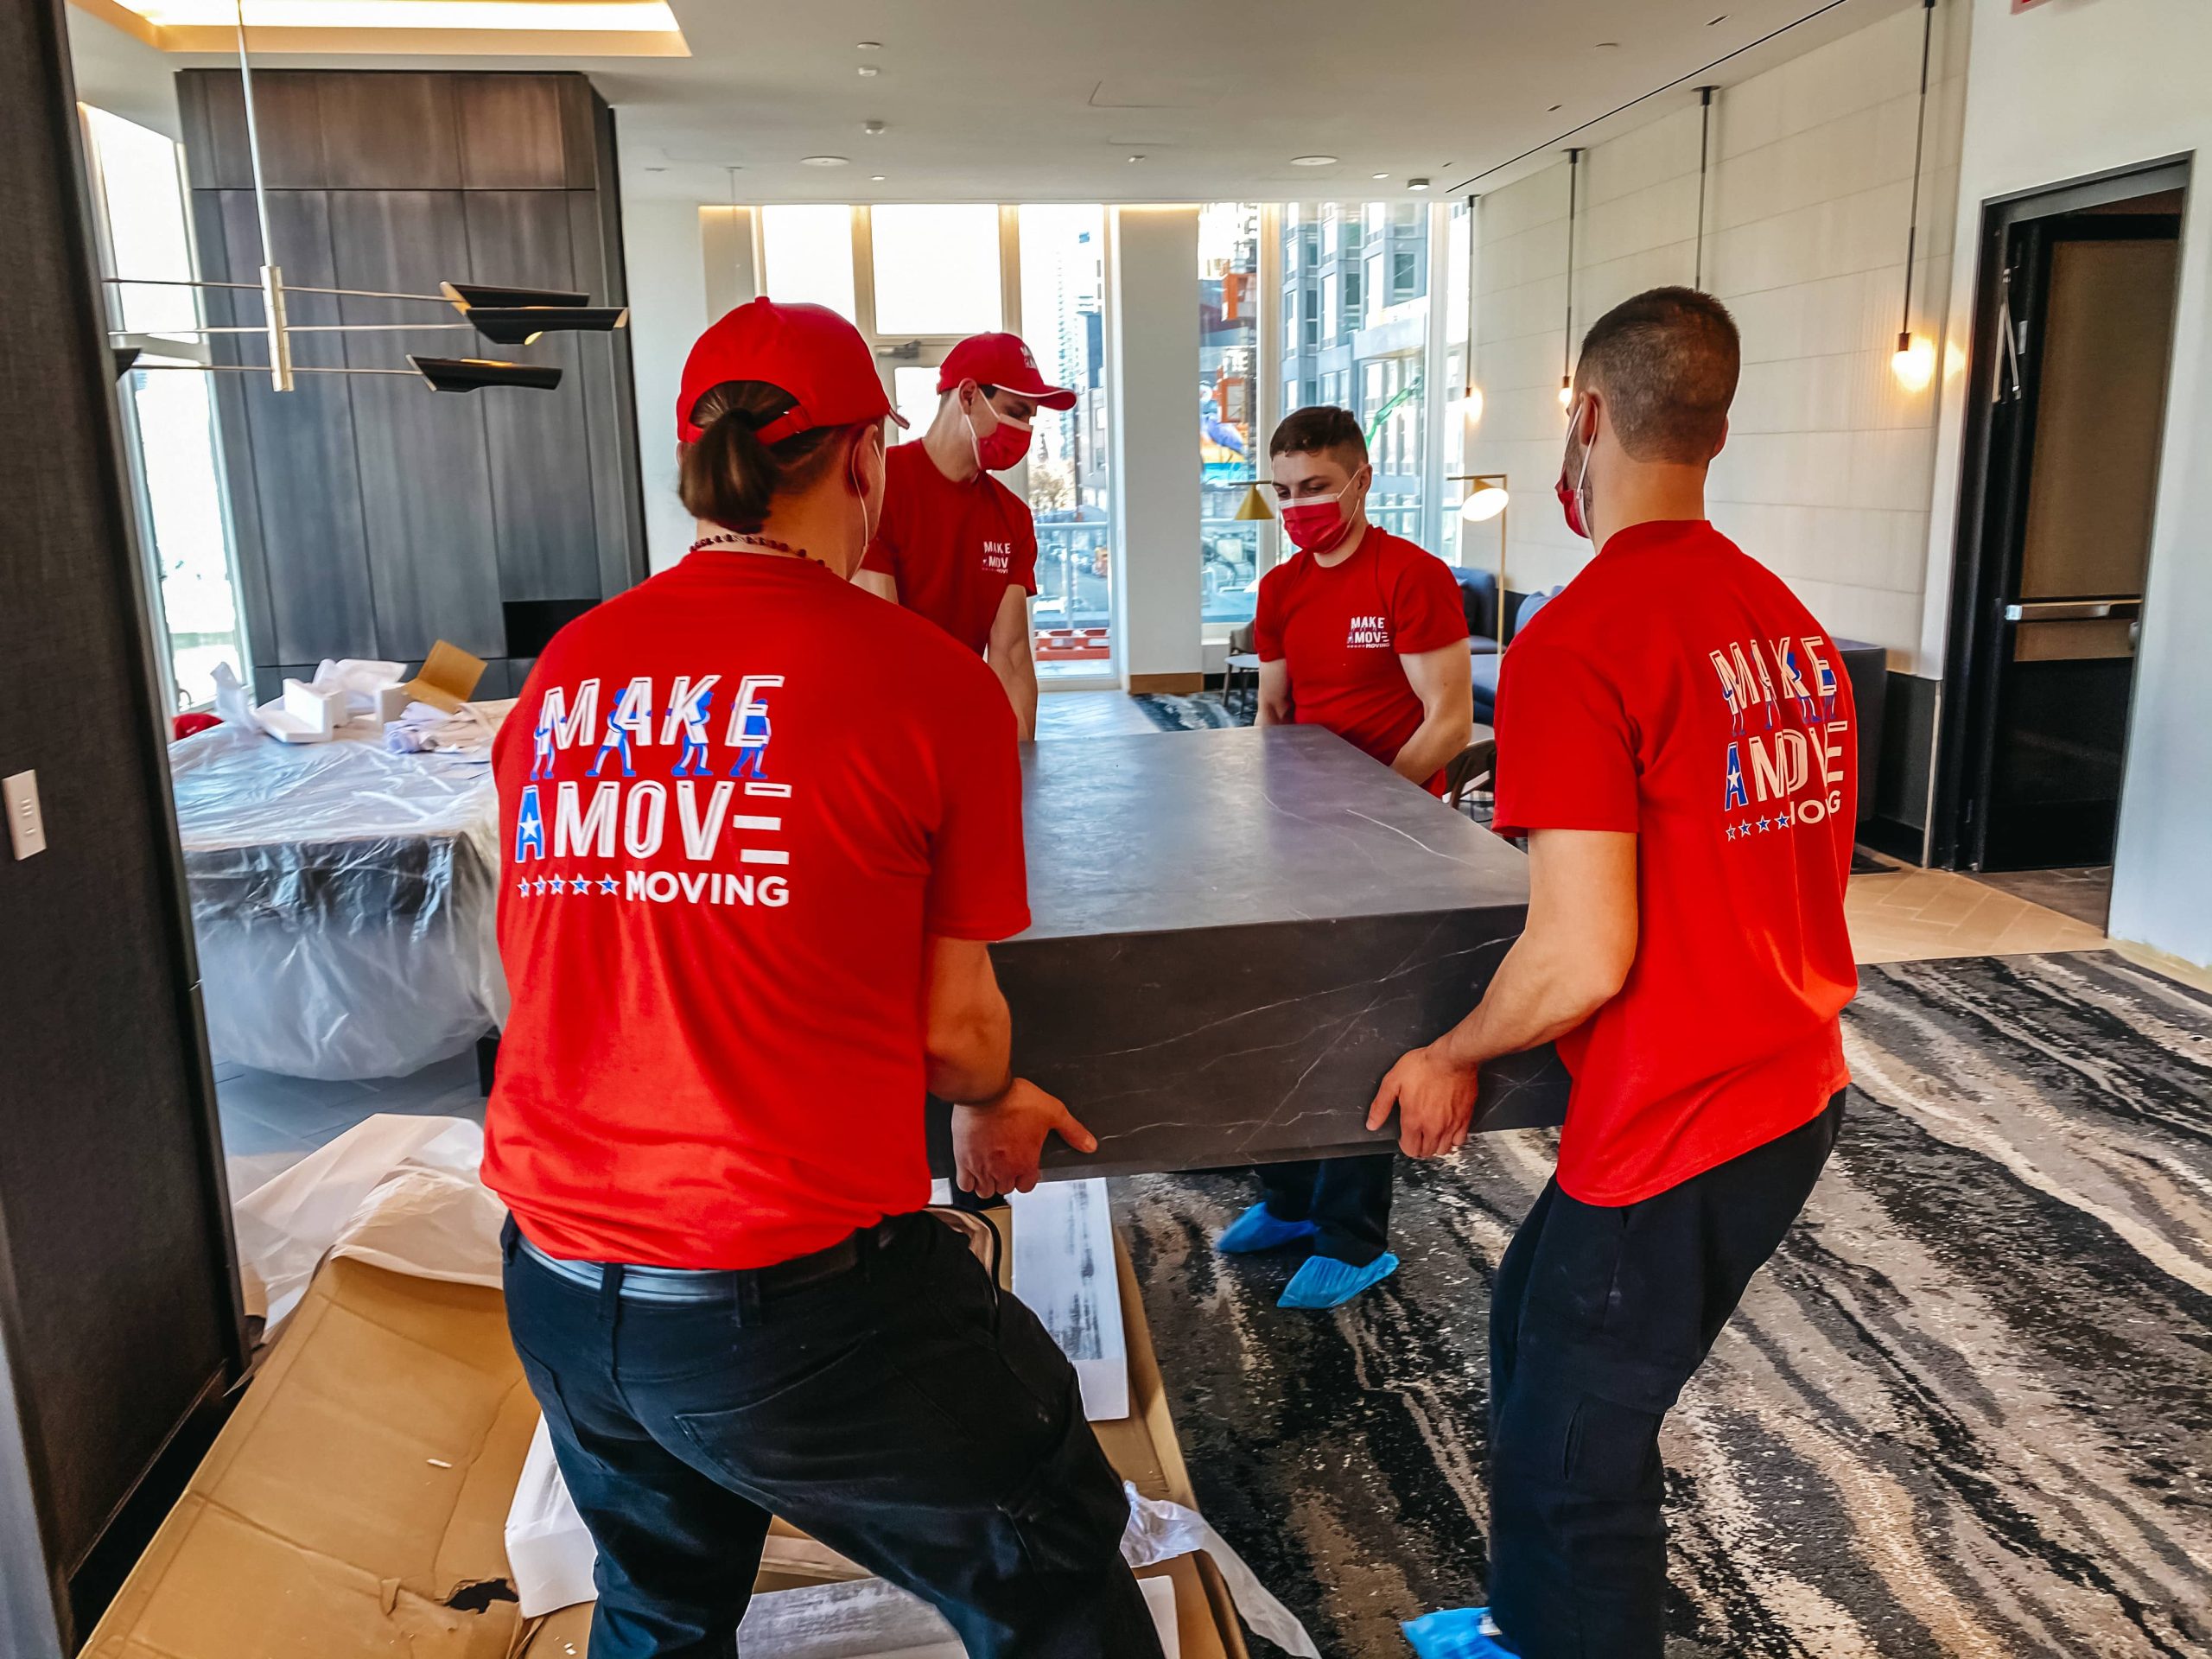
[1451,474,1510,647]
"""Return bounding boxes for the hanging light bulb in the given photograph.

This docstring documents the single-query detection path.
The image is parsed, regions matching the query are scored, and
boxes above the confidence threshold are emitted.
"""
[1462,385,1485,427]
[1558,375,1573,410]
[1891,330,1935,391]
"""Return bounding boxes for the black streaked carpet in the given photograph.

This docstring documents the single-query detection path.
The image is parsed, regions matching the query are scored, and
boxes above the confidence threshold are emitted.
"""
[1119,950,2212,1657]
[1133,691,1255,732]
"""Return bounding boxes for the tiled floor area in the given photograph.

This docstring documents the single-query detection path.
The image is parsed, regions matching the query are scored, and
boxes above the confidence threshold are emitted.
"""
[1967,864,2113,930]
[211,693,2133,1196]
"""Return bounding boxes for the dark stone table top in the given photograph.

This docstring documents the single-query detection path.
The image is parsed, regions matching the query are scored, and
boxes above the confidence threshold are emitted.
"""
[926,727,1570,1181]
[1014,726,1534,938]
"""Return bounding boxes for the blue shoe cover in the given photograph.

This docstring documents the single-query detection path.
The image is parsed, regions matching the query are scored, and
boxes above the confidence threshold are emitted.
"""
[1216,1203,1318,1255]
[1403,1606,1518,1658]
[1278,1250,1399,1308]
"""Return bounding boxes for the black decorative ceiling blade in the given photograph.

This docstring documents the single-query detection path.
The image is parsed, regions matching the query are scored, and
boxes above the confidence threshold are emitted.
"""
[409,355,563,393]
[441,280,589,311]
[111,346,143,379]
[462,305,630,346]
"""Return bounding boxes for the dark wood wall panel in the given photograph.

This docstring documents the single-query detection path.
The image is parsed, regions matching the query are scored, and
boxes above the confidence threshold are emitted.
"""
[3,2,244,1642]
[327,189,505,661]
[317,73,461,189]
[208,188,380,665]
[181,68,643,685]
[467,190,600,602]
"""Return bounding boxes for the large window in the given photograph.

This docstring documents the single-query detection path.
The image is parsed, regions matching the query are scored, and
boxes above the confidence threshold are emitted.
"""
[1199,202,1262,626]
[84,106,245,712]
[870,204,1001,337]
[1281,200,1432,550]
[1018,205,1112,676]
[760,204,858,320]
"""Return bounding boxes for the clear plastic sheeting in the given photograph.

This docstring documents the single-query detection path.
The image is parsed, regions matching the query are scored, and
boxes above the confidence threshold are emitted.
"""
[171,720,509,1079]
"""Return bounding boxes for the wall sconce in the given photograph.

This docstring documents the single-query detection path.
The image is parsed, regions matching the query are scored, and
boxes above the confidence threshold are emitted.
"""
[1451,473,1511,649]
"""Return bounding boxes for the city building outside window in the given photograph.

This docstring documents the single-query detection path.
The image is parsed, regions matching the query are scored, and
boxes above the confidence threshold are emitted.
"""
[83,105,245,712]
[1199,202,1263,627]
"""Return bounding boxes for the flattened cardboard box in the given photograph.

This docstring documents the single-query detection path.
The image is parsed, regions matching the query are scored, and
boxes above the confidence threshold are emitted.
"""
[86,1236,1245,1659]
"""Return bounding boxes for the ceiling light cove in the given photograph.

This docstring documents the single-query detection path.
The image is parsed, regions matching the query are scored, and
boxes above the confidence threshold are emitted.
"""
[107,0,686,54]
[1290,155,1338,167]
[801,155,849,167]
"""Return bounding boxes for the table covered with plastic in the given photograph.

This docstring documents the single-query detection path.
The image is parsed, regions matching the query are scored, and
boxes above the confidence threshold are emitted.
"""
[169,721,510,1080]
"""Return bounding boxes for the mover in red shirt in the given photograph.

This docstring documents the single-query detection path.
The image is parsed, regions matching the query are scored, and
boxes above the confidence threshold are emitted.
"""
[1215,405,1472,1310]
[855,333,1073,740]
[483,298,1164,1659]
[1376,289,1853,1659]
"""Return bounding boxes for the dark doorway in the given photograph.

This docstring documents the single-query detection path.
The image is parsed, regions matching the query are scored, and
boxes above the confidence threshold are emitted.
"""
[1937,162,2187,877]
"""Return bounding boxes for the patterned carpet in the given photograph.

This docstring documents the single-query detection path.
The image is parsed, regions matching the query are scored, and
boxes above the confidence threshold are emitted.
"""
[1132,690,1256,732]
[1119,950,2212,1657]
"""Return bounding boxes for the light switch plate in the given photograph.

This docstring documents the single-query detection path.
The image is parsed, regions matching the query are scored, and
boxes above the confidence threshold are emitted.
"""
[3,771,47,860]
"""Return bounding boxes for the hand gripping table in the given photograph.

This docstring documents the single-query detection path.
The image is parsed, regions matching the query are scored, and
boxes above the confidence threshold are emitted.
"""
[929,726,1571,1179]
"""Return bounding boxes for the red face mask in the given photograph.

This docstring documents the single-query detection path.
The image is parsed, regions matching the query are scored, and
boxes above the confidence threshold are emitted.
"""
[968,403,1033,473]
[1557,397,1595,540]
[1277,477,1361,555]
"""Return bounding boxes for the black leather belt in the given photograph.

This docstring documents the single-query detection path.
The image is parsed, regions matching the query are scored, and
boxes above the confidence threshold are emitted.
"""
[517,1222,882,1305]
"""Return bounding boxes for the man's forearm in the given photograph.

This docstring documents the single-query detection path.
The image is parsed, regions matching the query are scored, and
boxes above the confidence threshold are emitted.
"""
[991,652,1038,741]
[1433,929,1616,1071]
[926,993,1014,1102]
[1390,707,1472,784]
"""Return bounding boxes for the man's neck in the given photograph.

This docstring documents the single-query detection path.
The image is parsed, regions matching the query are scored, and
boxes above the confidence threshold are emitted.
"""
[693,510,859,578]
[922,409,982,486]
[1592,464,1709,552]
[1312,516,1373,570]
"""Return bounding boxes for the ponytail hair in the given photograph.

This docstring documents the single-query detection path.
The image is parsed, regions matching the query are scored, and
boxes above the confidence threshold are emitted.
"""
[678,380,854,531]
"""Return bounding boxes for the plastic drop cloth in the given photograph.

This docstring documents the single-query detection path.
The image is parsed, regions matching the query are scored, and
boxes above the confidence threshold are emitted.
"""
[170,719,509,1079]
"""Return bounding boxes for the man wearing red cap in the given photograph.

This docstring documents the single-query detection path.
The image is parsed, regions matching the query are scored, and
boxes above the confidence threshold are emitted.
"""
[855,333,1076,740]
[485,299,1163,1659]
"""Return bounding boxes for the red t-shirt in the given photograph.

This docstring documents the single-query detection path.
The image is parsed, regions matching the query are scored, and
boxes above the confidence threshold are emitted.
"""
[1253,527,1470,791]
[860,440,1039,656]
[480,550,1030,1269]
[1492,519,1857,1205]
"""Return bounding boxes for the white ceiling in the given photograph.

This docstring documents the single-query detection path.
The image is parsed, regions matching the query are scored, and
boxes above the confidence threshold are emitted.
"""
[187,0,1914,205]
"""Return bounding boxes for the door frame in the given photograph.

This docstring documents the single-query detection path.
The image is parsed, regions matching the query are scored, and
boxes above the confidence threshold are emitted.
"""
[1930,154,2190,869]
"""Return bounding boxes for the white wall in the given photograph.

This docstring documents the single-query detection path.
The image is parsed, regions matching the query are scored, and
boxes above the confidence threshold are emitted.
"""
[1468,0,1972,668]
[620,199,711,574]
[1108,206,1204,689]
[1923,0,2212,967]
[64,5,177,138]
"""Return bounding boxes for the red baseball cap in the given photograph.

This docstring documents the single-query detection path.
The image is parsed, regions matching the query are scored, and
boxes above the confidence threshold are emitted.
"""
[938,333,1077,410]
[678,297,906,444]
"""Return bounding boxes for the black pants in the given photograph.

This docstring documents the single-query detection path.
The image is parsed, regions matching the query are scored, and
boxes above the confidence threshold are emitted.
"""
[1487,1094,1845,1659]
[1261,1152,1395,1266]
[501,1212,1164,1659]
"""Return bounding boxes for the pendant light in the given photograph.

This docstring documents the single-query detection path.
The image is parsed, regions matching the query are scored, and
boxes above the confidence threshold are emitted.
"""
[1891,0,1939,391]
[105,0,618,391]
[1694,87,1716,289]
[1558,148,1581,410]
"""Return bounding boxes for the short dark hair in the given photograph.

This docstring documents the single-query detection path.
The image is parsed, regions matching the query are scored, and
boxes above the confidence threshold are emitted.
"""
[1575,287,1740,464]
[1268,404,1368,471]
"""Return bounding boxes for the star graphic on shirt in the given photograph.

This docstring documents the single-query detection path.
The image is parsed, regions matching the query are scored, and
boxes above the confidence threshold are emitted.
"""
[1758,816,1773,833]
[600,875,619,894]
[1776,807,1794,827]
[516,879,531,897]
[532,876,549,894]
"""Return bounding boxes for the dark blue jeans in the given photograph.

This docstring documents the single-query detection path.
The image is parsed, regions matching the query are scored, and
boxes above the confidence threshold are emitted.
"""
[1486,1094,1845,1659]
[501,1211,1163,1659]
[1261,1152,1395,1266]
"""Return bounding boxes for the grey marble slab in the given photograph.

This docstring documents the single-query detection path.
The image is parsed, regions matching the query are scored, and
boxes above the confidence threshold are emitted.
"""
[929,727,1568,1180]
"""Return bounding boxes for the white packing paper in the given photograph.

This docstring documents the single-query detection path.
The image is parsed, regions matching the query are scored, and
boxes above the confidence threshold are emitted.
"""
[1009,1178,1129,1421]
[1121,1484,1320,1659]
[728,1571,1177,1659]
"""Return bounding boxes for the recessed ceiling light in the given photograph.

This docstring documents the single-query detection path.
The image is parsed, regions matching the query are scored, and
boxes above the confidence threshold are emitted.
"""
[1408,177,1432,191]
[857,65,879,76]
[855,39,880,48]
[1595,40,1619,48]
[801,155,849,167]
[1372,172,1390,180]
[862,119,886,136]
[1127,154,1145,162]
[871,174,887,181]
[1291,155,1338,167]
[1548,103,1563,111]
[1708,13,1728,23]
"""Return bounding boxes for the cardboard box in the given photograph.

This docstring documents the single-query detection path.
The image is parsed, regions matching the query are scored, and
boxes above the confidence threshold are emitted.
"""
[86,1227,1249,1659]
